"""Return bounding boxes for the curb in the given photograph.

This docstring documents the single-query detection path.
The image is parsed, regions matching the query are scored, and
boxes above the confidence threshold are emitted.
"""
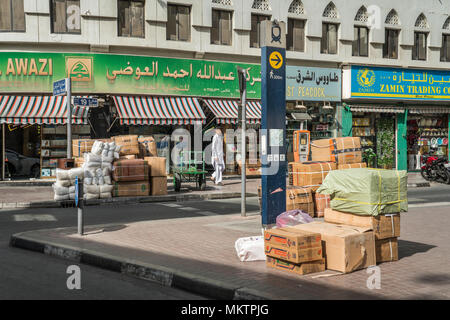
[9,233,271,300]
[0,192,258,209]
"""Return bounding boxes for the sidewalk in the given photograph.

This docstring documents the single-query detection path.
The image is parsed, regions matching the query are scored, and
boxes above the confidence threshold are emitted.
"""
[10,205,450,299]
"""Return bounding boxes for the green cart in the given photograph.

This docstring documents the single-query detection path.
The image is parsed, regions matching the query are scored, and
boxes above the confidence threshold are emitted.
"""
[172,151,207,192]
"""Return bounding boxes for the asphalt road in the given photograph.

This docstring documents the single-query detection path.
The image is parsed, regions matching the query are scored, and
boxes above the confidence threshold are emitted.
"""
[0,184,448,300]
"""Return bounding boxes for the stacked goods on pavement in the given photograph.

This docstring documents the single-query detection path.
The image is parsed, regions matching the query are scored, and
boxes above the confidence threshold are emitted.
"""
[288,161,336,191]
[112,159,150,197]
[53,168,84,201]
[311,137,363,165]
[144,157,167,195]
[237,160,261,176]
[337,162,367,170]
[138,136,157,157]
[291,221,376,273]
[257,186,314,217]
[113,135,140,156]
[313,192,330,218]
[264,227,325,275]
[72,139,95,158]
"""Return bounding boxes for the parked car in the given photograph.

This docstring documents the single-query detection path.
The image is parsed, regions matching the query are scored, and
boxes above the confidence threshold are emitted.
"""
[5,149,40,178]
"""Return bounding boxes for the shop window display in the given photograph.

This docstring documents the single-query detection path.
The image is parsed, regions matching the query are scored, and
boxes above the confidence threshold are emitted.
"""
[407,115,449,171]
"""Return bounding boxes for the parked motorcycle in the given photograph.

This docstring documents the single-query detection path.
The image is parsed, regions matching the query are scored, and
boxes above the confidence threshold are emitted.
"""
[420,155,450,184]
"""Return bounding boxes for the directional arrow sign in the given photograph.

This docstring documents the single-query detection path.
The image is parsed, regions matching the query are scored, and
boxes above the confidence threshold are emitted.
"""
[269,51,283,70]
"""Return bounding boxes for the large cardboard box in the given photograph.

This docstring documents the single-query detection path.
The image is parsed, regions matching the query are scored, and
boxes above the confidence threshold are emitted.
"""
[289,161,336,188]
[291,221,376,273]
[286,186,314,216]
[311,137,362,165]
[324,208,400,240]
[314,191,330,218]
[113,135,140,156]
[72,139,94,157]
[237,160,261,176]
[375,238,399,263]
[151,176,167,195]
[338,162,367,170]
[264,227,322,264]
[138,136,157,157]
[266,257,326,276]
[112,159,149,182]
[113,181,150,197]
[144,157,167,177]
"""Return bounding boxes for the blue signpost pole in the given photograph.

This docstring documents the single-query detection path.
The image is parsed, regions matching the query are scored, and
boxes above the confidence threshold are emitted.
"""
[260,21,287,228]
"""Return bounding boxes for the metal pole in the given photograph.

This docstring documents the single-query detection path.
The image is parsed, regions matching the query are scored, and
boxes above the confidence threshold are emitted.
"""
[78,207,84,236]
[241,71,247,217]
[2,124,5,180]
[66,78,72,159]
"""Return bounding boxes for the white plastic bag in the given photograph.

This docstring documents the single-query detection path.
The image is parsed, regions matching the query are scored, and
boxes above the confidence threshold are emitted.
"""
[68,167,84,180]
[85,153,102,163]
[84,193,99,200]
[54,194,69,201]
[100,192,112,199]
[91,141,104,155]
[52,183,69,196]
[102,155,114,163]
[84,177,93,185]
[101,162,112,171]
[102,149,109,157]
[114,152,120,159]
[84,184,99,194]
[100,185,113,193]
[234,236,265,262]
[56,168,70,181]
[98,176,105,185]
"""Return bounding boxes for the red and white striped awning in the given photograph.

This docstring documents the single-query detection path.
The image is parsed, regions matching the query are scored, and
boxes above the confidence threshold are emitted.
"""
[112,96,206,125]
[0,96,88,125]
[203,99,261,124]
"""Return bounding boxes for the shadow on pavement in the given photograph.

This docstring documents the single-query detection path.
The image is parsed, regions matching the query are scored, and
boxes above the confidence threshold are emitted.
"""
[398,239,436,259]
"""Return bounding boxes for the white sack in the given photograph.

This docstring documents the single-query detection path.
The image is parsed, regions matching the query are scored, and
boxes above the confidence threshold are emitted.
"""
[84,184,99,194]
[100,192,112,199]
[54,194,69,201]
[84,178,93,185]
[114,152,120,159]
[101,162,112,171]
[234,236,265,262]
[56,169,70,181]
[98,176,105,185]
[91,141,104,155]
[104,175,112,185]
[102,149,109,157]
[52,183,69,196]
[85,153,101,163]
[102,155,114,163]
[100,185,113,193]
[69,186,75,194]
[84,193,99,200]
[54,180,71,188]
[68,167,84,180]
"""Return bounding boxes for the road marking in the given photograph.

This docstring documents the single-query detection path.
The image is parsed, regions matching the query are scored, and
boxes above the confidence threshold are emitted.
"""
[160,203,182,208]
[197,211,216,216]
[409,202,450,208]
[13,214,57,222]
[178,207,197,211]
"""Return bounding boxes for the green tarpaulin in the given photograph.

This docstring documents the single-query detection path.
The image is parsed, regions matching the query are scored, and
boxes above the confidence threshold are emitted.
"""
[317,168,408,216]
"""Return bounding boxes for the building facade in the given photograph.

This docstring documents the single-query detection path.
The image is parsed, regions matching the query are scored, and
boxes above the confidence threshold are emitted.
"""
[1,0,450,178]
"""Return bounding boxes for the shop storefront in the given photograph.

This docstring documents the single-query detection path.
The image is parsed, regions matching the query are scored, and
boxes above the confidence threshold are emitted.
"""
[0,52,262,178]
[285,65,342,162]
[342,65,450,171]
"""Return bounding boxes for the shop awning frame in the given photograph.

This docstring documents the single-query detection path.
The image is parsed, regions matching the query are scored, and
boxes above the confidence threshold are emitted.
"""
[349,105,406,114]
[0,95,89,125]
[203,99,262,124]
[112,96,206,125]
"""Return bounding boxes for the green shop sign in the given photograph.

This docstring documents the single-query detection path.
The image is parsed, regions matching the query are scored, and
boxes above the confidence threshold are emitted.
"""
[0,52,261,99]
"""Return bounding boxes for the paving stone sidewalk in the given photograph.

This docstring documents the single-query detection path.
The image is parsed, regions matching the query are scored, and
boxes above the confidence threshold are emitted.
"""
[10,204,450,300]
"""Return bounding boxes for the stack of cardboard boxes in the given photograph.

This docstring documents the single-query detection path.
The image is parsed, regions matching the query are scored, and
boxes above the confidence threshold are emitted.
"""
[145,157,168,196]
[112,159,150,197]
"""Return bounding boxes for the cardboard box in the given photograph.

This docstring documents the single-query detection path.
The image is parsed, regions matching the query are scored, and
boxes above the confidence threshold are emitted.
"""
[138,136,157,157]
[311,137,363,165]
[112,159,149,182]
[286,186,314,217]
[375,238,398,263]
[264,227,322,264]
[144,157,167,177]
[314,191,330,218]
[74,157,85,168]
[266,257,326,276]
[113,181,150,197]
[237,160,261,175]
[289,161,336,188]
[151,176,167,195]
[113,135,140,155]
[324,208,400,240]
[338,162,367,170]
[120,155,137,160]
[291,221,376,273]
[72,139,94,157]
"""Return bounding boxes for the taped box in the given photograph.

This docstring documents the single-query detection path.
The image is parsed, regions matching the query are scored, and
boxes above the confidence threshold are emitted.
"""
[376,238,399,263]
[286,186,314,217]
[291,221,376,273]
[72,139,94,157]
[138,136,157,157]
[144,157,167,177]
[113,181,150,197]
[266,257,326,276]
[314,191,330,218]
[112,159,149,182]
[324,208,400,240]
[151,176,167,195]
[311,137,363,165]
[338,162,367,170]
[264,227,322,264]
[289,161,336,189]
[113,135,140,156]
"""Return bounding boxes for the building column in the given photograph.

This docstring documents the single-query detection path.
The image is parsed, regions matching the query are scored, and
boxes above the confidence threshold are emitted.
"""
[396,110,408,171]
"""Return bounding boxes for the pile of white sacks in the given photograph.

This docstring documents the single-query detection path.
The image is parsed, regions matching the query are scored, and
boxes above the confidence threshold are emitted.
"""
[52,140,121,201]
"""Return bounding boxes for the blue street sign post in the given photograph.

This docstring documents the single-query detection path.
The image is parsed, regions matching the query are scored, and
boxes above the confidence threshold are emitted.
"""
[53,79,67,96]
[53,78,72,158]
[75,176,84,235]
[73,97,98,108]
[260,20,287,227]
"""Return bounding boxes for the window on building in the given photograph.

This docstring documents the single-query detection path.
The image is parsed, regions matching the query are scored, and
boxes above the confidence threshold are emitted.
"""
[118,0,145,38]
[50,0,81,34]
[250,14,270,48]
[441,35,450,62]
[321,23,338,54]
[167,4,191,41]
[287,18,305,52]
[211,9,232,45]
[412,32,427,61]
[383,29,399,59]
[0,0,25,32]
[352,26,368,57]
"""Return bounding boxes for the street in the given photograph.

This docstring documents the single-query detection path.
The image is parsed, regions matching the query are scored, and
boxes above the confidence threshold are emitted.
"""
[0,184,449,299]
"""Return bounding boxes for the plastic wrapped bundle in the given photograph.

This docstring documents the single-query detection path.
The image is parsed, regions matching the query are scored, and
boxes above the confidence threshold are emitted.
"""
[91,141,104,155]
